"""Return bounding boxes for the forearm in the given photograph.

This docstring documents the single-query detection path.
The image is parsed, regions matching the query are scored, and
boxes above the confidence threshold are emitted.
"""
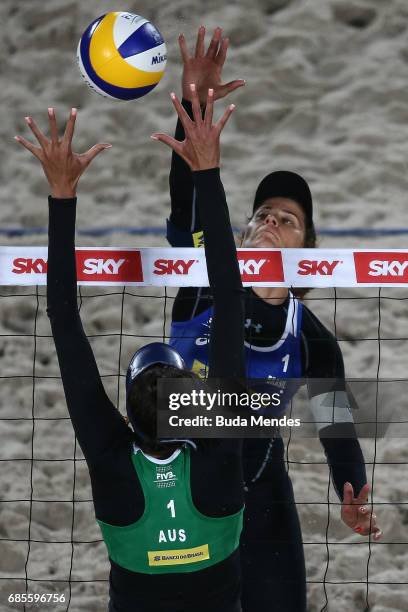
[169,100,202,233]
[47,197,129,465]
[192,169,245,378]
[47,197,78,315]
[192,169,239,289]
[320,423,367,500]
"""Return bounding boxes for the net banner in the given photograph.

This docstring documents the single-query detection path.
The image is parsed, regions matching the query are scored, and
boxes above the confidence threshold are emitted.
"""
[2,246,408,287]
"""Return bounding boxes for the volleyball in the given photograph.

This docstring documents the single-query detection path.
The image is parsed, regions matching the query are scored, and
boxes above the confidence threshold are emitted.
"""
[77,11,167,101]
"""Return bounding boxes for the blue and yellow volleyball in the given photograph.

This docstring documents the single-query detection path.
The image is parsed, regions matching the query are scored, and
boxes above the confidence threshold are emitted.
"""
[77,12,167,101]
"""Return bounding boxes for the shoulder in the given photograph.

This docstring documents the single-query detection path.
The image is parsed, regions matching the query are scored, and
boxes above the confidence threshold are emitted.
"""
[89,435,135,479]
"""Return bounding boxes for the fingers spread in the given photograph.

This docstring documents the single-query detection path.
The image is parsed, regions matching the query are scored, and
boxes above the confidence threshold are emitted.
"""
[25,116,48,149]
[64,108,77,146]
[189,84,202,125]
[195,26,205,57]
[206,27,222,59]
[151,132,182,154]
[14,135,42,159]
[218,79,246,100]
[342,482,354,506]
[355,483,370,505]
[170,92,194,132]
[48,108,59,144]
[178,33,190,63]
[216,103,235,133]
[204,89,214,128]
[215,37,229,67]
[83,143,112,164]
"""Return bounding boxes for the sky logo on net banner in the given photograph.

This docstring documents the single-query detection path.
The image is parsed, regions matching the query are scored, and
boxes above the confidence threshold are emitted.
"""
[238,250,284,283]
[153,258,198,275]
[12,258,48,274]
[354,252,408,283]
[297,259,341,276]
[76,250,143,282]
[11,249,144,282]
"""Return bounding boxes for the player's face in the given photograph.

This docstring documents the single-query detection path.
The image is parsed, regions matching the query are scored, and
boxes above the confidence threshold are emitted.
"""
[242,198,306,248]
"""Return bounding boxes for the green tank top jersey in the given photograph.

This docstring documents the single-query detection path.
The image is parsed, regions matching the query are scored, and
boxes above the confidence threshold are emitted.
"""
[97,445,243,574]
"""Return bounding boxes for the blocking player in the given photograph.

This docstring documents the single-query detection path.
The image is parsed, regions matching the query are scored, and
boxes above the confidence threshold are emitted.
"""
[16,90,246,612]
[165,26,382,611]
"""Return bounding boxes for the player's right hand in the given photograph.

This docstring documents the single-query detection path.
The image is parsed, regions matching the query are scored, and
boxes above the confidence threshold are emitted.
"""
[341,482,382,540]
[179,26,245,106]
[15,108,111,199]
[152,84,235,172]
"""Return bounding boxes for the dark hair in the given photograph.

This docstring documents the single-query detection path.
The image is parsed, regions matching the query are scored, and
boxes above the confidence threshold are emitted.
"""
[304,223,317,250]
[127,364,197,456]
[295,221,317,299]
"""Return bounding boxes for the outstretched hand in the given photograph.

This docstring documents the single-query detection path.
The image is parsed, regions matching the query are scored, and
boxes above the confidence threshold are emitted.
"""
[151,84,235,171]
[15,108,112,198]
[179,26,245,106]
[341,482,382,540]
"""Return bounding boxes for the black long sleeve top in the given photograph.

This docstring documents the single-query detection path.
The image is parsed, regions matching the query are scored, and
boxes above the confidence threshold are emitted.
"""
[167,101,367,500]
[46,169,246,611]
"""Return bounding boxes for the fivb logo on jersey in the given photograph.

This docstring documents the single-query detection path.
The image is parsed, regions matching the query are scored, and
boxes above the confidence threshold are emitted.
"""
[354,252,408,283]
[155,464,178,488]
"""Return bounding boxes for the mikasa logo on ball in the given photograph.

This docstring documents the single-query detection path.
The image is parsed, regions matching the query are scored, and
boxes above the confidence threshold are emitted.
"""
[152,53,167,65]
[121,13,144,25]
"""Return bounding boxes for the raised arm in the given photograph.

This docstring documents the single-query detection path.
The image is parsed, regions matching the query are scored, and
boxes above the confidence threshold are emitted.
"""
[168,27,245,243]
[153,85,245,379]
[15,109,130,467]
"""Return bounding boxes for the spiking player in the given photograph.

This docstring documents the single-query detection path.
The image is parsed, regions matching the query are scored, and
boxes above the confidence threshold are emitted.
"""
[165,26,382,611]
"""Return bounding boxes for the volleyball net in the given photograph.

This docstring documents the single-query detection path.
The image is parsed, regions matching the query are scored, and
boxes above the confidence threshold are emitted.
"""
[1,246,408,611]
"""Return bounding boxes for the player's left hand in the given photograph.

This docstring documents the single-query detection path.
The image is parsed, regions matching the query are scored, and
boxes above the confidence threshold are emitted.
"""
[341,482,382,540]
[179,26,245,106]
[15,107,112,198]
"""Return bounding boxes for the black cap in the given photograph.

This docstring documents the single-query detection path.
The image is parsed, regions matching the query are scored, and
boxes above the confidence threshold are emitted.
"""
[253,170,313,228]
